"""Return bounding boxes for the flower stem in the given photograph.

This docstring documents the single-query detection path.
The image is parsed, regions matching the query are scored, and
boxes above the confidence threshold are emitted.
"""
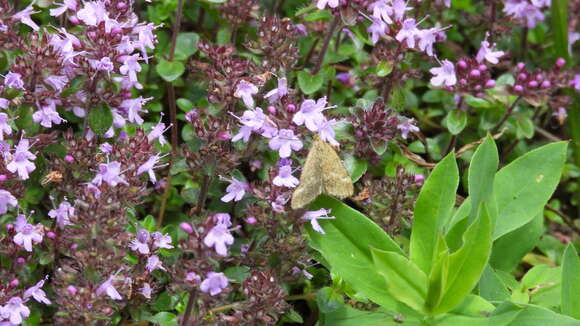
[312,16,340,75]
[492,95,522,133]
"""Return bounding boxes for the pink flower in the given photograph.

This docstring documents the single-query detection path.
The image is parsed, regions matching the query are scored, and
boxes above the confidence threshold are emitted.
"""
[273,164,299,188]
[146,255,166,273]
[369,0,393,24]
[12,5,39,31]
[137,154,165,183]
[0,113,13,141]
[316,0,340,10]
[203,223,234,256]
[264,78,288,103]
[417,27,444,57]
[368,17,389,44]
[397,119,420,139]
[293,97,331,132]
[44,75,69,92]
[503,0,545,28]
[269,129,303,158]
[234,80,259,108]
[569,74,580,92]
[24,277,51,305]
[392,0,412,21]
[129,229,151,255]
[1,297,30,325]
[0,190,17,214]
[302,208,336,234]
[48,200,74,228]
[96,275,122,301]
[91,161,128,187]
[429,59,457,87]
[200,272,229,296]
[119,54,143,84]
[33,100,66,128]
[316,118,339,146]
[134,23,159,63]
[120,96,151,125]
[396,18,420,48]
[152,232,174,250]
[4,72,25,90]
[76,1,108,26]
[140,283,152,299]
[50,0,78,17]
[6,138,36,180]
[13,215,44,252]
[476,34,504,64]
[220,177,249,202]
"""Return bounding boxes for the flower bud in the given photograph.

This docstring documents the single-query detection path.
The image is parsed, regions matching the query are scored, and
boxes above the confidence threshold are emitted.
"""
[47,231,57,239]
[6,223,13,231]
[535,73,544,81]
[64,155,74,163]
[457,60,467,69]
[516,62,525,71]
[478,65,487,71]
[528,80,538,88]
[267,106,276,114]
[246,216,257,225]
[116,2,127,9]
[286,104,296,112]
[541,80,551,88]
[459,78,468,85]
[485,80,496,88]
[0,174,6,182]
[555,58,566,67]
[9,279,19,287]
[514,85,524,93]
[518,73,527,81]
[414,174,425,184]
[469,69,481,78]
[179,222,193,234]
[16,257,26,264]
[67,285,78,295]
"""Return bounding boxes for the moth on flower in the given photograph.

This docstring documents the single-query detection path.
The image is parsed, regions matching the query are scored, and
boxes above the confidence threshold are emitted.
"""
[291,136,354,209]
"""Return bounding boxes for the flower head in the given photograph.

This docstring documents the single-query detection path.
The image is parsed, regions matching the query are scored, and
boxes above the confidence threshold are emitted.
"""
[316,0,340,10]
[234,80,259,108]
[269,129,303,158]
[0,189,18,214]
[96,275,122,301]
[146,255,166,273]
[13,215,44,252]
[24,277,51,305]
[273,164,299,188]
[264,77,288,103]
[293,97,331,131]
[91,161,127,187]
[221,177,249,202]
[12,5,39,31]
[476,34,504,64]
[429,59,457,87]
[203,223,234,256]
[129,229,151,255]
[1,297,30,325]
[200,272,229,296]
[4,72,25,90]
[152,232,174,250]
[397,119,420,139]
[48,200,74,228]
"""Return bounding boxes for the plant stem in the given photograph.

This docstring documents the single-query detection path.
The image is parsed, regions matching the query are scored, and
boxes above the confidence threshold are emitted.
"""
[492,95,522,133]
[180,289,196,326]
[312,16,340,75]
[157,0,185,227]
[545,205,580,235]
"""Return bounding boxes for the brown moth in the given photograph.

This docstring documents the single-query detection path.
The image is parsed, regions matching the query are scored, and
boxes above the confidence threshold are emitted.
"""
[291,136,354,209]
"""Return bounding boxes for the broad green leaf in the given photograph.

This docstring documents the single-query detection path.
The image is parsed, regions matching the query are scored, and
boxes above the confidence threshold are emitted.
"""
[490,213,544,272]
[297,70,324,95]
[343,154,368,182]
[306,195,408,312]
[223,266,250,283]
[434,309,521,326]
[479,265,510,301]
[508,303,580,326]
[561,244,580,318]
[317,287,344,313]
[551,0,569,60]
[319,305,421,326]
[376,61,393,77]
[515,115,535,139]
[425,235,450,311]
[449,294,495,317]
[465,95,492,108]
[371,248,428,313]
[432,205,492,315]
[156,59,185,82]
[88,104,113,136]
[445,110,468,135]
[174,32,199,60]
[467,135,498,221]
[492,142,567,239]
[517,265,561,308]
[147,312,178,326]
[410,153,459,275]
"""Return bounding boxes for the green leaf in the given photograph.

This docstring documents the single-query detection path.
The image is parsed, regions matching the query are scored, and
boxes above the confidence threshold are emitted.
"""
[507,303,580,326]
[465,95,492,108]
[319,305,420,326]
[88,104,113,136]
[432,205,492,315]
[317,287,344,313]
[156,59,185,82]
[410,153,459,275]
[446,110,468,135]
[551,0,569,61]
[492,142,567,239]
[479,265,511,301]
[371,248,428,313]
[174,32,200,61]
[306,195,408,312]
[141,215,156,232]
[148,312,178,326]
[343,154,368,182]
[561,244,580,318]
[376,61,394,77]
[297,70,324,95]
[434,308,521,326]
[490,213,544,272]
[281,309,304,324]
[223,266,250,283]
[467,135,498,221]
[515,115,535,139]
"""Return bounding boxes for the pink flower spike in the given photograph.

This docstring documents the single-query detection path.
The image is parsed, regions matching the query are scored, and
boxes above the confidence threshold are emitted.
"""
[200,272,229,296]
[429,59,457,87]
[12,5,40,31]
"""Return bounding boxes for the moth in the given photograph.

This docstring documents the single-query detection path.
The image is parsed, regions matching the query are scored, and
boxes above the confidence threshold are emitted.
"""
[291,136,354,209]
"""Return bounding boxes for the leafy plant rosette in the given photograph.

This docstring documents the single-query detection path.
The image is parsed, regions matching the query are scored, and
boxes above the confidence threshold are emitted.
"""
[307,137,580,325]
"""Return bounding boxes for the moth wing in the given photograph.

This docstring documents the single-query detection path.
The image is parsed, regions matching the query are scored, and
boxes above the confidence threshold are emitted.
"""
[320,141,354,199]
[291,140,324,209]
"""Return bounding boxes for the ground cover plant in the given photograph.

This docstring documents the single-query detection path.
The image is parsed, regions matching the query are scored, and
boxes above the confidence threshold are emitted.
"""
[0,0,579,325]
